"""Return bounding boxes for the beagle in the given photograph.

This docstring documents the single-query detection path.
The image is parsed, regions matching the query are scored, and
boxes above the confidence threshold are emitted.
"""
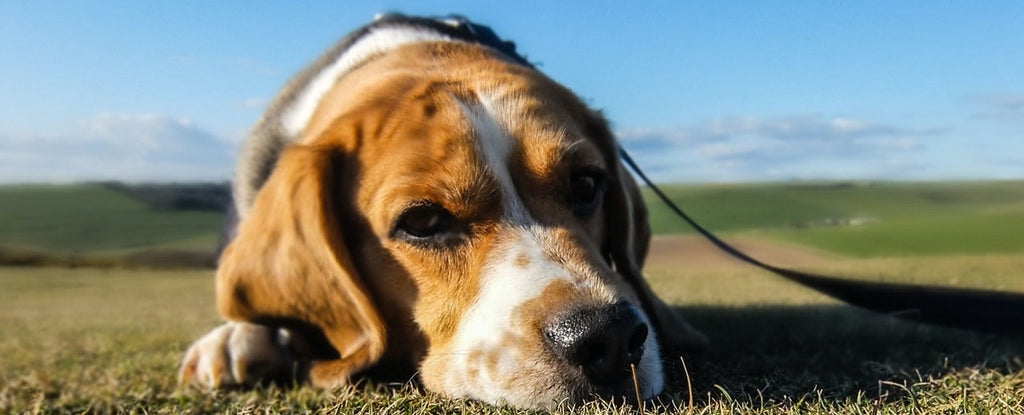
[179,14,706,409]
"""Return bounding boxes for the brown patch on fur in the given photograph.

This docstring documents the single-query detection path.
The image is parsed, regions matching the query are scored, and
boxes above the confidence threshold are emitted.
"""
[515,253,530,268]
[515,279,583,335]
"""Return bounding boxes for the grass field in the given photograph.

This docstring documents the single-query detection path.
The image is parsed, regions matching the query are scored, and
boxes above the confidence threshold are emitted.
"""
[645,181,1024,256]
[0,184,224,254]
[2,181,1023,413]
[0,183,224,267]
[2,251,1022,414]
[3,181,1023,260]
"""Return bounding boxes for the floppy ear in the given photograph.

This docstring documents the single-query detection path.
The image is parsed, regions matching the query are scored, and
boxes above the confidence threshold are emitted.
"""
[606,167,708,353]
[216,144,386,387]
[592,116,708,353]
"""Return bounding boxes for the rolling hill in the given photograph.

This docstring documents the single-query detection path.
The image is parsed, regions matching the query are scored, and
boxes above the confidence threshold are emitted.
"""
[1,180,1022,266]
[644,181,1024,256]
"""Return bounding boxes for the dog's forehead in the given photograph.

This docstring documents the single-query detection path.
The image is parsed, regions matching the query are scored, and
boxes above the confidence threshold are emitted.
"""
[342,65,606,220]
[461,86,608,176]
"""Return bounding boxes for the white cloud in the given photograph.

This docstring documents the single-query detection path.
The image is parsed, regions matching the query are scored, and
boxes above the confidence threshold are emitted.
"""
[970,93,1024,121]
[617,115,934,182]
[0,113,235,183]
[235,57,278,76]
[237,97,268,109]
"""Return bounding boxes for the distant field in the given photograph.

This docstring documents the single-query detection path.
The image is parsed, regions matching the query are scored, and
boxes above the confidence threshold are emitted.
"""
[0,183,226,266]
[644,181,1024,257]
[1,181,1023,265]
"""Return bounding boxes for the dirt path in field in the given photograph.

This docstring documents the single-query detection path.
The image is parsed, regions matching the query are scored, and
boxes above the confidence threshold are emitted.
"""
[644,235,839,270]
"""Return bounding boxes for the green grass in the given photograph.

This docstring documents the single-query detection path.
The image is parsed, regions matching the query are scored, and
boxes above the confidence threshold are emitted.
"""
[3,181,1023,261]
[2,182,1023,412]
[2,257,1022,414]
[0,183,223,255]
[764,210,1024,257]
[645,181,1024,257]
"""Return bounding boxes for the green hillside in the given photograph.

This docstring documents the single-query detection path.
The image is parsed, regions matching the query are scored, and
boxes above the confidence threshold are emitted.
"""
[0,181,1022,263]
[645,181,1024,257]
[0,183,224,257]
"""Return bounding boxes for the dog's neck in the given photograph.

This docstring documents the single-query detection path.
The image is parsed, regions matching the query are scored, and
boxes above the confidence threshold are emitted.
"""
[281,25,460,137]
[281,15,532,139]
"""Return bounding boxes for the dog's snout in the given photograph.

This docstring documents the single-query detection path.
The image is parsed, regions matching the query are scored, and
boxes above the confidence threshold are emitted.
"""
[543,301,648,385]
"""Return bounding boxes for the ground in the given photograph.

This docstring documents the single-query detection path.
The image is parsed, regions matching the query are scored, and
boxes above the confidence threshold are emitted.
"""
[2,235,1022,414]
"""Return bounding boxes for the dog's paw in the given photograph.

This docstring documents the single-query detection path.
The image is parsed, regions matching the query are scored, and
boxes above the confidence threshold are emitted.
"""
[178,322,295,388]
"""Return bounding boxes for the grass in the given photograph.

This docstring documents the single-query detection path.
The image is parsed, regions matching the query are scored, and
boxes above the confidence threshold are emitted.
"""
[2,181,1023,412]
[2,254,1023,414]
[764,210,1024,257]
[4,181,1024,261]
[0,183,223,255]
[645,181,1024,257]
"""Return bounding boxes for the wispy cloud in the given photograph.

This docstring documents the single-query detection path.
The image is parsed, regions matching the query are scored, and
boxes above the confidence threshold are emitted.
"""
[235,57,278,76]
[236,97,268,109]
[970,93,1024,121]
[618,115,936,181]
[0,113,234,183]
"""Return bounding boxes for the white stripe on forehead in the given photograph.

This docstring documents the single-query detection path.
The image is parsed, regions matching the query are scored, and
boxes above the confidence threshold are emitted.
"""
[458,92,530,224]
[282,27,458,137]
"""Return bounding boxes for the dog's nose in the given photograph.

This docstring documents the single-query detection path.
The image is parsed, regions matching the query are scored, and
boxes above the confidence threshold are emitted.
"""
[543,301,648,385]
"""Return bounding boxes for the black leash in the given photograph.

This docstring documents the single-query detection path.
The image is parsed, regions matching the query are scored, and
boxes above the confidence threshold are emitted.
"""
[619,148,1024,334]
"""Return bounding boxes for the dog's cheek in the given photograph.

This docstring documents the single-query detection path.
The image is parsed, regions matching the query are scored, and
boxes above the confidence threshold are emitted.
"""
[416,280,584,405]
[418,332,576,408]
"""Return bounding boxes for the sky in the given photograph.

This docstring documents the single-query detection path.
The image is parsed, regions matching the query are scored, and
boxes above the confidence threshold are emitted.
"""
[1,1,1022,183]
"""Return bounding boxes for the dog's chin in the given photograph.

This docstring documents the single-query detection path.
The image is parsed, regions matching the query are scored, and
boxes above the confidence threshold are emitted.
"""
[452,367,665,410]
[420,345,666,410]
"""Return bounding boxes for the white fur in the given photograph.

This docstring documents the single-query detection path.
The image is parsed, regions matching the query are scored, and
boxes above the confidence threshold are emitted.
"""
[281,27,458,137]
[447,228,579,401]
[457,93,529,224]
[443,95,665,405]
[179,321,292,388]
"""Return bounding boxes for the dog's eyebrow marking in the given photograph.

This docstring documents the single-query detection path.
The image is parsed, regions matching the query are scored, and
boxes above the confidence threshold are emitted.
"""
[282,27,459,137]
[459,91,531,225]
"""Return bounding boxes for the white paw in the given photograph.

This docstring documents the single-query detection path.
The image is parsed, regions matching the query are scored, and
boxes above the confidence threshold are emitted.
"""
[179,322,294,388]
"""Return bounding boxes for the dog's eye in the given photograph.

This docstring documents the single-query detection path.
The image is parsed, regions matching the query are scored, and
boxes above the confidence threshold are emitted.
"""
[392,203,465,246]
[568,168,607,217]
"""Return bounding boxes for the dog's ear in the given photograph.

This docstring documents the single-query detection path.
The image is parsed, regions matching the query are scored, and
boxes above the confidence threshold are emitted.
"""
[216,144,386,387]
[592,114,708,354]
[607,167,708,353]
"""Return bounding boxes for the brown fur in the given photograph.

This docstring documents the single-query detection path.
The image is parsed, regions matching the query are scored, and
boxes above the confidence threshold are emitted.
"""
[186,40,706,399]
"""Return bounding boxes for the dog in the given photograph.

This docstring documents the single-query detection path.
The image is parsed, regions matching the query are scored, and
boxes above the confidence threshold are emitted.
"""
[178,14,707,409]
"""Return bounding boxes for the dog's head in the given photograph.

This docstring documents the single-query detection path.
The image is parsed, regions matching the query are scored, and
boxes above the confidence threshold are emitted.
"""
[216,40,705,409]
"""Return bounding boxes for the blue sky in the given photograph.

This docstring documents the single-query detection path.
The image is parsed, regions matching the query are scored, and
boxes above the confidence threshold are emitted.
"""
[1,1,1021,183]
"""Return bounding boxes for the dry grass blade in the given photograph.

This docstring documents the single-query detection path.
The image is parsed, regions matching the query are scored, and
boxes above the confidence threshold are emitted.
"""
[680,355,694,414]
[630,363,644,413]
